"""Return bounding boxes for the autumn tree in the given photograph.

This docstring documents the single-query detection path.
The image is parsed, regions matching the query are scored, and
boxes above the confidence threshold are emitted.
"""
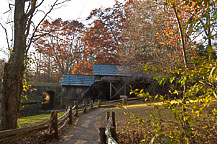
[119,0,200,71]
[158,0,217,66]
[118,0,176,72]
[119,0,154,70]
[1,0,70,130]
[183,0,216,57]
[122,1,217,143]
[33,18,85,81]
[72,2,126,74]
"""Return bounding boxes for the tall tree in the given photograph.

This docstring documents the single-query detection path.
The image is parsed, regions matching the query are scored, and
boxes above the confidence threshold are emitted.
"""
[1,0,69,130]
[159,0,217,64]
[72,2,126,74]
[119,0,175,72]
[0,59,5,80]
[34,18,85,81]
[183,0,216,57]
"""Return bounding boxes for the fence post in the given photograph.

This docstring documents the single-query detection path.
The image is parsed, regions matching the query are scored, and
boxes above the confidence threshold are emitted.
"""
[91,100,94,109]
[106,112,110,124]
[74,101,78,117]
[112,112,116,129]
[65,105,68,111]
[111,112,117,141]
[99,127,106,144]
[83,101,87,113]
[110,127,117,141]
[48,111,55,134]
[122,96,128,105]
[98,99,101,108]
[52,111,58,138]
[69,105,72,125]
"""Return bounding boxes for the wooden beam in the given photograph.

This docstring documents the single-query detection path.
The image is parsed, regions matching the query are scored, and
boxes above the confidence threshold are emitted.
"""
[124,83,126,95]
[111,84,125,99]
[99,127,106,144]
[111,83,118,92]
[110,82,112,100]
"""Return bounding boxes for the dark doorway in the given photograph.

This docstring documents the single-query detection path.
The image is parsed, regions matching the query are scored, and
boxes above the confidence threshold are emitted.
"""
[41,91,55,110]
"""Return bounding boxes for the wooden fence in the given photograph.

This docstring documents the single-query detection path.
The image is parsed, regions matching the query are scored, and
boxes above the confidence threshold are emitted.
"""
[99,111,118,144]
[0,96,144,144]
[98,96,144,144]
[0,100,94,144]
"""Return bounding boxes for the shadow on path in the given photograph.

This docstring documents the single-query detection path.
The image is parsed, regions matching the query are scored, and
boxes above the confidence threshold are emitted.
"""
[58,108,107,144]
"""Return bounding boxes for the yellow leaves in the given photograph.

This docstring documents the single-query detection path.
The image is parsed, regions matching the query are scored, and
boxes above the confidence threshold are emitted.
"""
[196,111,201,117]
[202,126,208,129]
[173,90,178,95]
[185,137,190,144]
[23,78,31,92]
[213,108,217,116]
[30,88,37,92]
[23,95,28,100]
[170,77,175,83]
[183,115,190,121]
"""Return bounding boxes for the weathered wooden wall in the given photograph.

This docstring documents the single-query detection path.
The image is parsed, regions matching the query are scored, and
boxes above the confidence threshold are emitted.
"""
[61,86,87,106]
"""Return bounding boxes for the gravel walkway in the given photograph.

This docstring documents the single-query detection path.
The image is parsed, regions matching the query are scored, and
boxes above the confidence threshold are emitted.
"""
[57,108,107,144]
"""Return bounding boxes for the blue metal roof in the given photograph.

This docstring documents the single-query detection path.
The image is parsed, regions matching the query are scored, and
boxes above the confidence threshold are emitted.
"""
[93,64,131,76]
[61,75,94,86]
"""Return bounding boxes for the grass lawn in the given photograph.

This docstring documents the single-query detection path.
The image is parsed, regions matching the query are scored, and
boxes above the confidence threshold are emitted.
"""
[18,104,97,128]
[18,112,65,128]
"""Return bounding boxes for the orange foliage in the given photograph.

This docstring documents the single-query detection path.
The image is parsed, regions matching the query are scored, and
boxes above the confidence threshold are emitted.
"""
[155,0,198,64]
[33,18,85,78]
[72,2,125,74]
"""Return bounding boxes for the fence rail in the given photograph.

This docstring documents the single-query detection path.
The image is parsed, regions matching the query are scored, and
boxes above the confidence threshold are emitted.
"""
[98,96,144,144]
[0,100,94,144]
[99,111,118,144]
[105,112,118,144]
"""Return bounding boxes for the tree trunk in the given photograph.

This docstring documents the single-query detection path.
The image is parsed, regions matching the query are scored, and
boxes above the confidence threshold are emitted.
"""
[172,3,195,143]
[207,15,212,47]
[1,0,26,130]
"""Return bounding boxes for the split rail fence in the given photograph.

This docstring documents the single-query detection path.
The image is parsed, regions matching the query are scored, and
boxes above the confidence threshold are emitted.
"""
[99,111,118,144]
[0,100,94,144]
[0,96,144,144]
[99,96,144,144]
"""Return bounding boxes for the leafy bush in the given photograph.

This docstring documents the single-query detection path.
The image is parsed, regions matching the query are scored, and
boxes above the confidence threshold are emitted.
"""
[122,57,217,143]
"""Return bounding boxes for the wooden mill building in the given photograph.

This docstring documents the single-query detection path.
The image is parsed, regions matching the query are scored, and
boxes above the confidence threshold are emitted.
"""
[61,64,148,105]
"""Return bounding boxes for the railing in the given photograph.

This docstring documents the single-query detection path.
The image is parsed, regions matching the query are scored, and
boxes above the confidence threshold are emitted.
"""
[98,96,144,144]
[101,96,144,106]
[99,111,118,144]
[0,100,94,144]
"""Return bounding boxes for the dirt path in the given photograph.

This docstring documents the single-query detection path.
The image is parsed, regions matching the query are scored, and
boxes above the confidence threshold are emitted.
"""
[57,108,107,144]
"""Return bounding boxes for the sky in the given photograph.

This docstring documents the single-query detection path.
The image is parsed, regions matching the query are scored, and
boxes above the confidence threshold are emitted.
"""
[0,0,124,60]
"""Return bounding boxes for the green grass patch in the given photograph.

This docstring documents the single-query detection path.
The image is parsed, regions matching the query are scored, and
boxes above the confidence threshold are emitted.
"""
[18,112,65,128]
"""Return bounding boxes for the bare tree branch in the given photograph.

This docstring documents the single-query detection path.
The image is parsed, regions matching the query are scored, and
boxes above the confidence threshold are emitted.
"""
[35,0,45,9]
[26,0,59,52]
[0,23,10,49]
